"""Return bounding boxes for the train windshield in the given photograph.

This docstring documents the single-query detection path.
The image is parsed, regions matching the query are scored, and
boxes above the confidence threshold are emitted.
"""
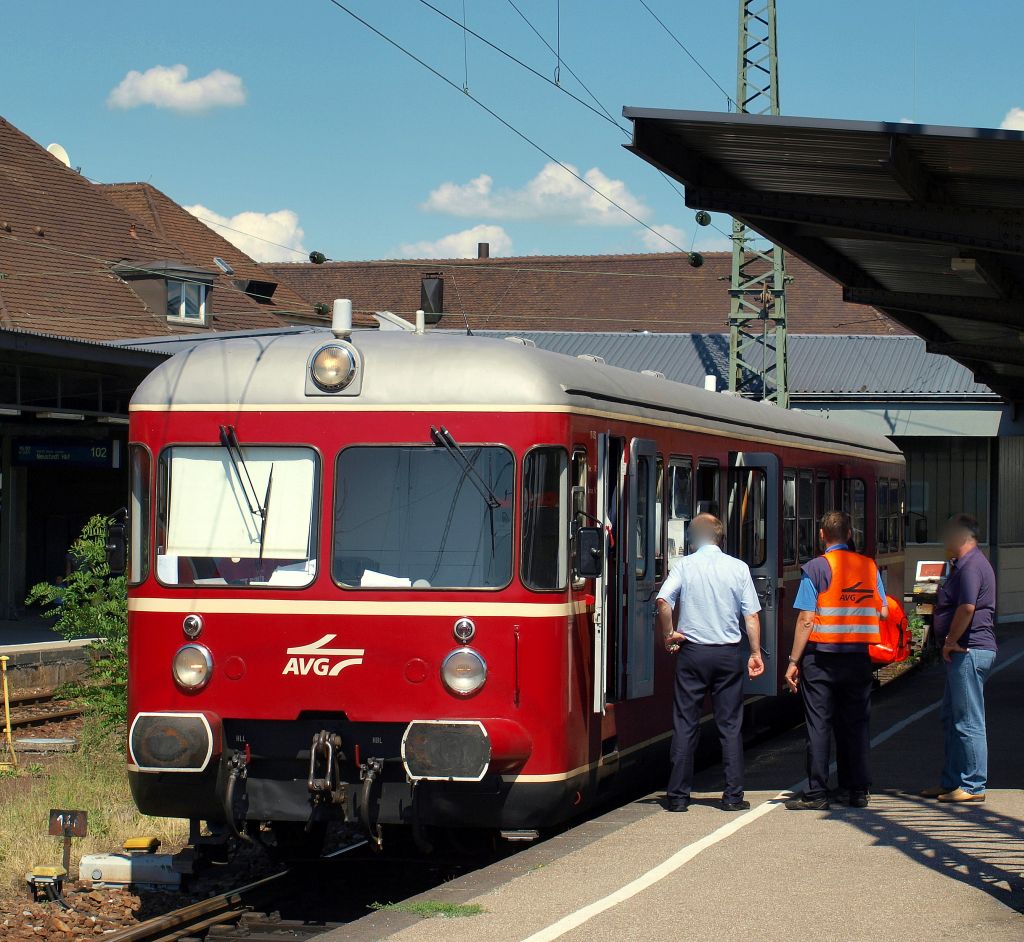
[333,445,514,589]
[155,446,319,587]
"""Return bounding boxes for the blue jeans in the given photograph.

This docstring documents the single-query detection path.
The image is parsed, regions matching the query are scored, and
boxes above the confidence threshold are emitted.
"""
[941,648,996,794]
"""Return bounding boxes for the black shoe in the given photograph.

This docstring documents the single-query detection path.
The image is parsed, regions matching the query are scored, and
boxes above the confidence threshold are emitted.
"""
[721,799,750,812]
[785,794,830,811]
[831,787,851,804]
[848,790,869,808]
[665,798,690,813]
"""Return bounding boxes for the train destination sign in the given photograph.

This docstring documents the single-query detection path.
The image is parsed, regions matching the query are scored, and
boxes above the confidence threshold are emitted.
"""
[13,440,120,469]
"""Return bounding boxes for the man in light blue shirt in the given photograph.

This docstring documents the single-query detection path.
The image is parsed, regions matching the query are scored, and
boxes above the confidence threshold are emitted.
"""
[655,514,763,813]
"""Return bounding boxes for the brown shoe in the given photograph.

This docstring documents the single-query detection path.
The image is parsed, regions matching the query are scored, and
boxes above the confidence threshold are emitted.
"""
[937,787,985,803]
[919,785,950,798]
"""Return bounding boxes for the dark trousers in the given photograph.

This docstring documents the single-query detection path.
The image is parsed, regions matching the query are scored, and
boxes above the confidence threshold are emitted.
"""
[667,642,745,802]
[800,649,873,800]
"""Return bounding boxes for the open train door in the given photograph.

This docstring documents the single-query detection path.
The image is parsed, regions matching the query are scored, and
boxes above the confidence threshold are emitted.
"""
[728,452,780,696]
[626,438,657,699]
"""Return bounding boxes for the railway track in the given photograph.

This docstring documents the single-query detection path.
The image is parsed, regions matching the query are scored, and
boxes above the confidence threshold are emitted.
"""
[5,689,84,731]
[103,842,367,942]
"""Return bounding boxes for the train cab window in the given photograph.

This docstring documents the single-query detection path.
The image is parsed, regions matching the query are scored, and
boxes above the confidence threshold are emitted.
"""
[727,467,767,567]
[782,469,797,565]
[841,478,867,552]
[696,460,720,517]
[334,445,514,590]
[522,447,569,591]
[156,445,320,588]
[128,444,151,585]
[797,470,814,562]
[666,457,692,566]
[571,449,588,588]
[876,479,890,553]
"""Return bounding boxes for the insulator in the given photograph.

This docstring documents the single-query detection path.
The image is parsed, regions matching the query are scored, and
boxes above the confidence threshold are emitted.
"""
[694,210,711,227]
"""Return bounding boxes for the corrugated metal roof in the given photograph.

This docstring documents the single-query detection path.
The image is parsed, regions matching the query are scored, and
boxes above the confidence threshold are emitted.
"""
[465,332,994,399]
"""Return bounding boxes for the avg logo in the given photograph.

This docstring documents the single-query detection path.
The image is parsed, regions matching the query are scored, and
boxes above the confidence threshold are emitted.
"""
[282,634,364,677]
[839,582,875,604]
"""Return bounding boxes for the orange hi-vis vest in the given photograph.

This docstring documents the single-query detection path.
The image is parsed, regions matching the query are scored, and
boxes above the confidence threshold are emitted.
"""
[809,549,883,645]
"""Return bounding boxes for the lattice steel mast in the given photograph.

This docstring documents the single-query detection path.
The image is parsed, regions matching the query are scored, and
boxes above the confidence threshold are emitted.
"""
[728,0,790,406]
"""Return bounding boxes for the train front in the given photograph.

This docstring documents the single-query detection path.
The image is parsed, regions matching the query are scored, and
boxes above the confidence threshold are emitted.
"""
[125,324,582,850]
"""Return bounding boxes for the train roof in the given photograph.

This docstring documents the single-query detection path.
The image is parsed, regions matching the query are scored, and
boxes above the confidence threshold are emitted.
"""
[131,329,903,462]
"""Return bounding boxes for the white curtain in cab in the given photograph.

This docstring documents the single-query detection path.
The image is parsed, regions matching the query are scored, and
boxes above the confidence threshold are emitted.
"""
[165,447,315,559]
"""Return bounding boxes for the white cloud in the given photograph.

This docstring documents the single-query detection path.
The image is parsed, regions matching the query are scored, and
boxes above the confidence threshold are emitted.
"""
[108,65,246,114]
[1000,106,1024,130]
[185,204,306,263]
[639,223,687,251]
[422,163,650,226]
[400,225,512,259]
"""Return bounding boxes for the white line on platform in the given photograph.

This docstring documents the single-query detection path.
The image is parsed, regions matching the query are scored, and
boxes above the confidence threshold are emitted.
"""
[520,646,1024,942]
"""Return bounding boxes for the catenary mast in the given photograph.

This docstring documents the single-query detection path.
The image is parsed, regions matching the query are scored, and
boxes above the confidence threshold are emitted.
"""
[727,0,790,406]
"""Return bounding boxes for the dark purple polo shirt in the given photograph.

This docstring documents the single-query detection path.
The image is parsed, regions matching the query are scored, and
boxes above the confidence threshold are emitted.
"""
[933,546,997,652]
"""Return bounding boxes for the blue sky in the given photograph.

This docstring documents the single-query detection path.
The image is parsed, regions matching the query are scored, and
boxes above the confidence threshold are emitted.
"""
[1,1,1020,261]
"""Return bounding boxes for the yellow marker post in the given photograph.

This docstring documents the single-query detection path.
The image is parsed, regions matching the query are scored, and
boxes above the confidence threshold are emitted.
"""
[1,654,17,770]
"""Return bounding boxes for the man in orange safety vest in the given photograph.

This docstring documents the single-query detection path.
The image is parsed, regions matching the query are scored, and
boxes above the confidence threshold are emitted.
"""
[784,510,887,810]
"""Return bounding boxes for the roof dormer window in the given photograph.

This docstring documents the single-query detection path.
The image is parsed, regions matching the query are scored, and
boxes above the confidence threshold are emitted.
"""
[167,279,208,325]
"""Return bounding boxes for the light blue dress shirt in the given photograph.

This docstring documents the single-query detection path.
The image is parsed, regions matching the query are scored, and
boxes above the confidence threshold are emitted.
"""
[656,545,762,645]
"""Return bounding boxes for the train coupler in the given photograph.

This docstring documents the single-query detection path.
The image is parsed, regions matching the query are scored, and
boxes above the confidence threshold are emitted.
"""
[307,730,347,807]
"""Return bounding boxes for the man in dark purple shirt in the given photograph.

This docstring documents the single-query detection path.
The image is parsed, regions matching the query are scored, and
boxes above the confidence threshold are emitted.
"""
[921,513,997,803]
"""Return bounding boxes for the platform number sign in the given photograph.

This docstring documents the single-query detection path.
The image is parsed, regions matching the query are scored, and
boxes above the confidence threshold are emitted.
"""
[49,809,87,837]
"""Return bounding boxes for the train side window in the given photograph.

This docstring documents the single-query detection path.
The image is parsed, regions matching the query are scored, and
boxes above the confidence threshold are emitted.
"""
[655,456,666,579]
[815,474,833,520]
[522,446,569,591]
[727,467,767,567]
[571,449,588,588]
[841,478,867,552]
[888,478,901,552]
[666,457,692,565]
[634,455,652,579]
[128,444,151,585]
[696,460,720,517]
[797,470,814,562]
[876,478,890,553]
[782,469,797,565]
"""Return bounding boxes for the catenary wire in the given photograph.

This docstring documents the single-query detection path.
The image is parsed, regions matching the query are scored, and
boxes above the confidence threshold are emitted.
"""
[324,0,688,252]
[636,0,735,109]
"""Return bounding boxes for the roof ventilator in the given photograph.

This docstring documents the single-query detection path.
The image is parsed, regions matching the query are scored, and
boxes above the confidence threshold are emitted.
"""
[504,336,536,347]
[577,354,605,365]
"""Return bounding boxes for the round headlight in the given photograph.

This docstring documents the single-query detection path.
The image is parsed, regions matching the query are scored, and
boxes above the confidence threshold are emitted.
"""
[311,344,356,391]
[441,648,487,697]
[172,644,213,690]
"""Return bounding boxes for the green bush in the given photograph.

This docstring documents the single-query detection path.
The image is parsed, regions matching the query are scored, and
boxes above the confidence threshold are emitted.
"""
[24,514,127,726]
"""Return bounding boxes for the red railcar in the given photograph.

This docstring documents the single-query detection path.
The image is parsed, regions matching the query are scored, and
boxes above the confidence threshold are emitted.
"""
[123,321,904,849]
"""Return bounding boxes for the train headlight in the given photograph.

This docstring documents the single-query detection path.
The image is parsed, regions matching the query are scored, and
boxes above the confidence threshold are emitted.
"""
[441,648,487,697]
[172,644,213,691]
[310,344,356,391]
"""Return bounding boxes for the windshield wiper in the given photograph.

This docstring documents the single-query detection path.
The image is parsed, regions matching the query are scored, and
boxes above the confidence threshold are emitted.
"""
[430,426,501,509]
[219,425,269,548]
[258,464,274,569]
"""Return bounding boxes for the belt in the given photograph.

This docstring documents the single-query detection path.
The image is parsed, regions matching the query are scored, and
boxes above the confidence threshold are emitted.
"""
[680,639,742,648]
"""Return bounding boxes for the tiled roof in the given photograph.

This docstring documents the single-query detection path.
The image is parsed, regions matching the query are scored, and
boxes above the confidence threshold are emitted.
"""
[266,252,909,335]
[98,183,316,323]
[0,114,292,343]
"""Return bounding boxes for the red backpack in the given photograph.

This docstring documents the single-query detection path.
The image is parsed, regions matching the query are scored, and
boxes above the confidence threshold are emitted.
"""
[869,594,910,665]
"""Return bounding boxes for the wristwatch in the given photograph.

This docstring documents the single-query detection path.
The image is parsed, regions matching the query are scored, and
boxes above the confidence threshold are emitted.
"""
[787,655,799,664]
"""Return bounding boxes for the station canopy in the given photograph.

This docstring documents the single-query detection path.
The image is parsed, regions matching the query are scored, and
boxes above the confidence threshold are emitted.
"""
[624,109,1024,402]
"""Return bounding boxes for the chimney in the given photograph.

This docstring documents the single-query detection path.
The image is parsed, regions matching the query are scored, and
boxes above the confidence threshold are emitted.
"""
[477,242,490,259]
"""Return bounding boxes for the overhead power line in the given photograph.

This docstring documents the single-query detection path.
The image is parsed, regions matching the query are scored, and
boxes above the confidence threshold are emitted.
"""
[323,0,687,253]
[636,0,735,109]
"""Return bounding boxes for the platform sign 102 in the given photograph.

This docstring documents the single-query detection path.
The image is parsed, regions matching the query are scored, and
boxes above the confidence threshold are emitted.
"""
[14,440,120,469]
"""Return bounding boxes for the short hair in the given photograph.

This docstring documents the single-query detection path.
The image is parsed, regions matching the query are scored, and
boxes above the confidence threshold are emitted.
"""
[947,512,980,541]
[690,513,725,548]
[820,510,852,544]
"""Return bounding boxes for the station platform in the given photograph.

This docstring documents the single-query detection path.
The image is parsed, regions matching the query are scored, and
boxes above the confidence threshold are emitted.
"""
[340,629,1024,942]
